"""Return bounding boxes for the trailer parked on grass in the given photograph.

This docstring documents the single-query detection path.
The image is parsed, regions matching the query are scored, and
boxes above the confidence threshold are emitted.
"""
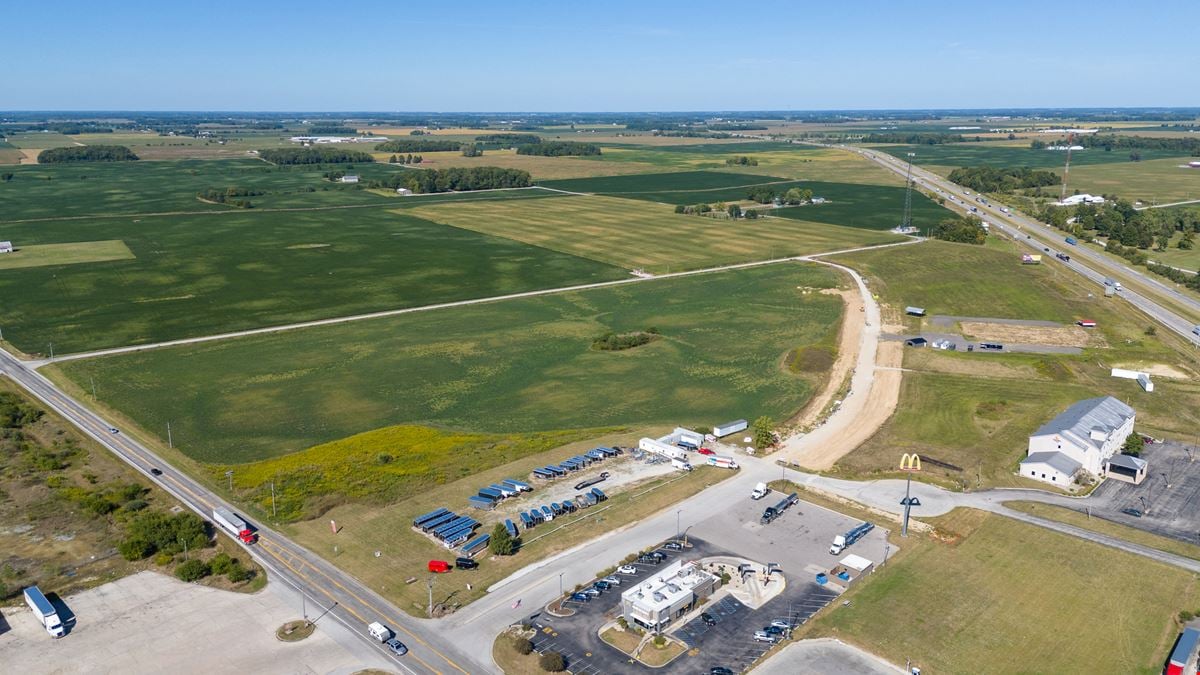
[713,419,748,437]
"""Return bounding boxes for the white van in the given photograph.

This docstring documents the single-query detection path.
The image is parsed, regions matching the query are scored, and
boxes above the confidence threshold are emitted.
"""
[368,621,393,642]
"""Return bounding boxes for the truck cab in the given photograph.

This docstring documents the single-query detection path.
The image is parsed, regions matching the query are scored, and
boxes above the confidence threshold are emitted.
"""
[830,536,846,555]
[751,482,769,500]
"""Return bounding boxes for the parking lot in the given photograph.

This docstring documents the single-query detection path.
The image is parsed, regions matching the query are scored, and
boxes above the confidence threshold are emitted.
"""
[1086,440,1200,544]
[522,491,891,674]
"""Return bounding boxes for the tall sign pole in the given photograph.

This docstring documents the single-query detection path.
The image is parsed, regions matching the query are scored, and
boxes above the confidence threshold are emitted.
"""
[899,453,922,537]
[901,153,916,231]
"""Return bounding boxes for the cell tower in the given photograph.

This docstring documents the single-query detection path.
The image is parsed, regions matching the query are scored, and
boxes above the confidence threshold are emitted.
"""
[900,152,915,230]
[1060,131,1076,201]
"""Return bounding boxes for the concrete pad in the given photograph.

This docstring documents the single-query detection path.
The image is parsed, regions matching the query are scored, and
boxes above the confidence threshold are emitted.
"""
[0,571,394,675]
[752,638,903,674]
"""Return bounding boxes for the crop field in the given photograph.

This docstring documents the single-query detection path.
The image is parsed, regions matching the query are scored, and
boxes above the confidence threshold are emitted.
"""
[872,143,1186,171]
[386,148,661,179]
[408,194,905,272]
[1065,157,1200,204]
[540,169,789,194]
[0,158,409,220]
[52,263,844,463]
[0,199,622,353]
[818,509,1200,674]
[0,240,135,270]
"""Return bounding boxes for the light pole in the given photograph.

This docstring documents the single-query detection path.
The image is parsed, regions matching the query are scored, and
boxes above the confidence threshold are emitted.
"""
[558,572,564,598]
[271,481,277,518]
[427,576,435,618]
[225,470,233,491]
[676,509,682,538]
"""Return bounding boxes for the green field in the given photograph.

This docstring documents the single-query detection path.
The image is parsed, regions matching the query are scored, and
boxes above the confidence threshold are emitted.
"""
[0,198,622,353]
[52,263,844,463]
[0,240,135,269]
[1066,157,1200,204]
[872,143,1186,170]
[541,169,788,194]
[410,194,905,272]
[817,510,1200,674]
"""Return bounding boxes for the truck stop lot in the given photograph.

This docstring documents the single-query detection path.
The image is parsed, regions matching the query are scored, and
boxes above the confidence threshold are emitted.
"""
[522,493,891,674]
[1084,441,1200,544]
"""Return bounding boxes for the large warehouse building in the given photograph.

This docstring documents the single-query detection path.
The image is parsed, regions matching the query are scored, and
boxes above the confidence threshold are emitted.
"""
[1020,396,1135,486]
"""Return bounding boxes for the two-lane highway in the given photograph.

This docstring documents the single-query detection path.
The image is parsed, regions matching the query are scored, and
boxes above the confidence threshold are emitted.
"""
[0,348,480,675]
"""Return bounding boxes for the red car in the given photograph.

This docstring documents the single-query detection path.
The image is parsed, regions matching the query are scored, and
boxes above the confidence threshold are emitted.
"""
[428,560,451,573]
[697,447,715,456]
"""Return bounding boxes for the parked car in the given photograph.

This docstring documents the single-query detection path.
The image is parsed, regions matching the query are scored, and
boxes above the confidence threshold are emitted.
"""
[454,557,478,570]
[571,592,591,602]
[601,575,621,586]
[1120,507,1143,518]
[770,619,794,630]
[663,541,682,551]
[753,631,777,643]
[593,581,611,591]
[980,342,1004,350]
[763,625,786,636]
[701,613,717,626]
[617,564,638,574]
[637,555,659,565]
[650,551,666,561]
[710,668,734,675]
[697,447,716,456]
[582,587,601,597]
[385,638,408,656]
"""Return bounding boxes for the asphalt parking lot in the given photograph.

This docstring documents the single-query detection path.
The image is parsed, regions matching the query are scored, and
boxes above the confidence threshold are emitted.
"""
[1086,441,1200,544]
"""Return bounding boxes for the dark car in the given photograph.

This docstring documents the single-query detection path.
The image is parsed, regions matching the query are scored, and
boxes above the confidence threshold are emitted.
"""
[701,613,717,626]
[571,592,591,602]
[594,580,611,591]
[454,557,478,570]
[650,551,666,561]
[637,555,659,565]
[1120,507,1143,518]
[663,541,682,551]
[763,625,786,636]
[980,342,1004,350]
[150,468,163,476]
[711,668,734,675]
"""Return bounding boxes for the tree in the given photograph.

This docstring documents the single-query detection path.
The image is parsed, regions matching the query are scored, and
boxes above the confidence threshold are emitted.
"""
[930,216,987,245]
[460,143,483,157]
[175,558,211,582]
[118,538,155,561]
[783,187,812,205]
[489,522,516,555]
[726,204,741,219]
[1122,432,1145,457]
[538,651,566,672]
[752,416,775,450]
[513,637,533,655]
[745,209,759,220]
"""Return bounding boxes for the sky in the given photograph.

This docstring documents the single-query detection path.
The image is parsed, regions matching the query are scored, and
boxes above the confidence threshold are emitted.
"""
[7,0,1199,111]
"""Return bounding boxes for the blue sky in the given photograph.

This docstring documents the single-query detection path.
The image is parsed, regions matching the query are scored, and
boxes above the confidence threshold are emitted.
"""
[7,0,1198,111]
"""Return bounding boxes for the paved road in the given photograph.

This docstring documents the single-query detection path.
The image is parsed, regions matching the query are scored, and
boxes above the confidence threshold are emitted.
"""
[849,145,1200,341]
[0,348,475,675]
[38,239,921,364]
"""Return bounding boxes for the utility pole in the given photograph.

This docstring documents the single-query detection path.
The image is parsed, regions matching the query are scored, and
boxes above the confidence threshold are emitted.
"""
[48,342,54,359]
[90,376,97,399]
[900,152,915,232]
[225,470,233,491]
[676,509,682,538]
[427,577,435,618]
[558,572,564,598]
[271,482,277,518]
[167,421,173,448]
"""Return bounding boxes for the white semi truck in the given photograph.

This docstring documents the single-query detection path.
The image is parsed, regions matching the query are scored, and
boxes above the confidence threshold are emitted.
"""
[751,482,769,500]
[212,507,258,544]
[24,586,65,638]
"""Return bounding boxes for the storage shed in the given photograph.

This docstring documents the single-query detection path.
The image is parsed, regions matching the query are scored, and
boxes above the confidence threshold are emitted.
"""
[713,419,748,438]
[905,306,926,316]
[1105,453,1148,485]
[0,241,13,254]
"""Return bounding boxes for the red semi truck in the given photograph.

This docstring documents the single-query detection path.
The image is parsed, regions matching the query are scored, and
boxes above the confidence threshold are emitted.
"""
[212,507,258,544]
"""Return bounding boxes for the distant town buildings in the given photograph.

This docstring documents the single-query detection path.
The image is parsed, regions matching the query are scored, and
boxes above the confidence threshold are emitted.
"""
[288,136,386,144]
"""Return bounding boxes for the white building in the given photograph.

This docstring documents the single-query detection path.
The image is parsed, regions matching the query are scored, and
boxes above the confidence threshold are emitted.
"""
[0,241,12,254]
[1020,396,1135,485]
[339,175,359,184]
[395,187,413,196]
[620,560,716,633]
[1055,193,1106,207]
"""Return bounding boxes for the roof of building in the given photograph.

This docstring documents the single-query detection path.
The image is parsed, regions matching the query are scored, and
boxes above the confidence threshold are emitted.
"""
[1021,451,1082,476]
[621,560,712,615]
[1170,627,1200,665]
[839,554,873,571]
[1106,453,1148,472]
[1032,396,1134,453]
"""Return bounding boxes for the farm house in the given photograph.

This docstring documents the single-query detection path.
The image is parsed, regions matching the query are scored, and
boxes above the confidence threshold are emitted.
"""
[0,241,12,254]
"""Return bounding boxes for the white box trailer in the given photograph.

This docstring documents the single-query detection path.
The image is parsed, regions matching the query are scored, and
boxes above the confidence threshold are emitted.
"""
[713,419,748,438]
[24,586,65,638]
[639,437,686,460]
[670,427,705,448]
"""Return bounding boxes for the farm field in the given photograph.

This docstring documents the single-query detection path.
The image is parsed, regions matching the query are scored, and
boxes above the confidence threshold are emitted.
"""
[0,158,406,220]
[409,193,905,272]
[815,509,1200,674]
[51,262,845,463]
[0,240,135,269]
[834,236,1200,486]
[1065,157,1200,204]
[871,143,1186,172]
[0,200,621,354]
[383,147,661,179]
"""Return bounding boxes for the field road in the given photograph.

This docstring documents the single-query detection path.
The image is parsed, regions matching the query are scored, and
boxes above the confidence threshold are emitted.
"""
[34,238,923,364]
[848,144,1200,340]
[0,347,478,675]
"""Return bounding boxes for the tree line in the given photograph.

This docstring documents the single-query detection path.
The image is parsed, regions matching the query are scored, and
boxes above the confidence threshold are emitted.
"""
[930,216,987,244]
[258,147,374,164]
[859,133,964,145]
[197,186,265,208]
[1074,134,1200,155]
[515,141,600,157]
[38,145,139,163]
[726,156,759,166]
[475,133,542,145]
[369,166,532,193]
[375,139,461,153]
[745,186,814,205]
[306,125,359,135]
[948,166,1061,192]
[388,154,423,164]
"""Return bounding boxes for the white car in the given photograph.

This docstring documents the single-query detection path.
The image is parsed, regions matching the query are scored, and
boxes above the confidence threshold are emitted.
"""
[753,631,777,643]
[617,564,638,575]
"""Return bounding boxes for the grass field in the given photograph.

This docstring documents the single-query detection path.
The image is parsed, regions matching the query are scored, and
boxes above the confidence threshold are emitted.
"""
[384,148,662,179]
[834,236,1200,486]
[1007,501,1200,562]
[540,169,790,194]
[1066,157,1200,204]
[815,509,1200,674]
[0,240,135,269]
[872,143,1186,171]
[409,194,905,272]
[53,263,844,463]
[0,198,622,353]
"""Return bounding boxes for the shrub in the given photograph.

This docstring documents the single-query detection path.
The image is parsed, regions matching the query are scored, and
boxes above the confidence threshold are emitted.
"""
[538,651,565,672]
[209,552,235,575]
[122,499,149,512]
[226,563,251,583]
[514,637,533,655]
[175,559,211,582]
[653,635,666,648]
[153,552,174,566]
[118,538,154,561]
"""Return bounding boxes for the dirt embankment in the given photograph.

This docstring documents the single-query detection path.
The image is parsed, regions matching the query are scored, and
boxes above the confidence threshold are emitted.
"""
[787,287,861,430]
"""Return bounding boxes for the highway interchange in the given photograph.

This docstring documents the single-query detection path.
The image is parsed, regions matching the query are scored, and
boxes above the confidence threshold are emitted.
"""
[3,141,1200,673]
